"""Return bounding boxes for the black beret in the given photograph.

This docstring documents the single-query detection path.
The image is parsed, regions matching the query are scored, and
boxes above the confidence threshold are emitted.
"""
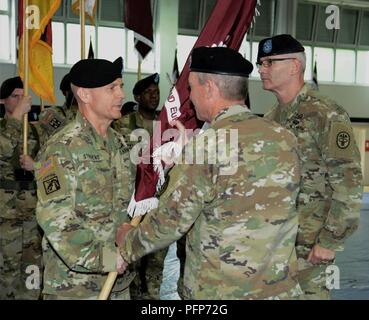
[122,101,138,115]
[190,47,253,77]
[59,73,71,93]
[257,34,305,63]
[0,76,23,99]
[133,73,160,96]
[69,57,123,88]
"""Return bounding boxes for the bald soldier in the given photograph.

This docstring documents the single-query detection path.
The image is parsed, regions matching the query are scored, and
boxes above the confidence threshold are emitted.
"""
[115,47,303,299]
[0,76,42,299]
[257,34,363,299]
[35,58,135,300]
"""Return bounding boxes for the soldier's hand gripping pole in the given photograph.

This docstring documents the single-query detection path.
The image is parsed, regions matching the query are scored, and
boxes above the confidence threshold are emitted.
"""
[98,216,142,300]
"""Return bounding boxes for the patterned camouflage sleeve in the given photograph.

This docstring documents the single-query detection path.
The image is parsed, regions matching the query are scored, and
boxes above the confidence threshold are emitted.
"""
[316,111,363,251]
[121,162,212,263]
[0,118,23,157]
[37,108,67,143]
[35,143,117,273]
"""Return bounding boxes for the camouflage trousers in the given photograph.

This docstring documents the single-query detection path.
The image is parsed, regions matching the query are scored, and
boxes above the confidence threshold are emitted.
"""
[130,247,168,300]
[0,189,43,300]
[297,257,331,300]
[43,288,130,300]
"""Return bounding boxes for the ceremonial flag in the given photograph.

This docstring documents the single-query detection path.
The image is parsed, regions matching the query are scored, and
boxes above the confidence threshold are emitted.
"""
[71,0,97,24]
[124,0,154,61]
[18,0,61,104]
[129,0,259,216]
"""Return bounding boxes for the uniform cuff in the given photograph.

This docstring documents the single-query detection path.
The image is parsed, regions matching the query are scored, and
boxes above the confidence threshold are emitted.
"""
[119,229,135,264]
[317,231,344,251]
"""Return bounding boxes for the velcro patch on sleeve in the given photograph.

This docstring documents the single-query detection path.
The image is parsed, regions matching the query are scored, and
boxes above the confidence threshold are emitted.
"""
[36,156,67,202]
[328,122,354,159]
[39,110,66,132]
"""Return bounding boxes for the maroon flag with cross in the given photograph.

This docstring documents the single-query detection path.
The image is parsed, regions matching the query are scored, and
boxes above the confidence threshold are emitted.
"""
[128,0,259,216]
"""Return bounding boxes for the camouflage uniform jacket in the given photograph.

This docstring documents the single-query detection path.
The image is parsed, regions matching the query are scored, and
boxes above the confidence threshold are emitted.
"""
[35,111,134,298]
[264,84,362,257]
[120,105,303,299]
[0,116,39,183]
[128,110,158,137]
[37,103,78,145]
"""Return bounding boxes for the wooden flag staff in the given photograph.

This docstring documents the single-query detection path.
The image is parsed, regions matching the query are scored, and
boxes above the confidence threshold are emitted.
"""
[98,216,142,300]
[80,0,86,59]
[22,0,29,156]
[99,47,145,301]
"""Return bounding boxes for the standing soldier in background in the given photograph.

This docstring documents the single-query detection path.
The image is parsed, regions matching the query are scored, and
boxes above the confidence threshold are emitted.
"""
[116,47,303,299]
[35,58,135,300]
[112,73,160,151]
[37,73,78,145]
[129,73,160,135]
[257,34,363,299]
[113,73,171,300]
[0,76,42,299]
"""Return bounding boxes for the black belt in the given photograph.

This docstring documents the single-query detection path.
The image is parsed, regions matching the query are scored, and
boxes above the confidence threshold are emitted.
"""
[0,180,36,191]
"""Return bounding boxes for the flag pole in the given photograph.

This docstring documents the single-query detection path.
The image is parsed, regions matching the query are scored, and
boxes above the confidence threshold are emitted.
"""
[40,98,45,112]
[98,216,142,300]
[23,0,29,155]
[98,54,144,300]
[80,0,86,59]
[137,59,142,81]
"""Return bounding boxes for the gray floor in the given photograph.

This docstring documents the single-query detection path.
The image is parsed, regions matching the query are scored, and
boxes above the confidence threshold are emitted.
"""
[332,193,369,300]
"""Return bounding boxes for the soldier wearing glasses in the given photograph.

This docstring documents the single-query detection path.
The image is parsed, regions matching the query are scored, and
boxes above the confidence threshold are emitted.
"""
[257,34,363,300]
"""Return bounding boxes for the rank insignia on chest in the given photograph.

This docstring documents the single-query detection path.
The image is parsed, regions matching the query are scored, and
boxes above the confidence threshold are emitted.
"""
[289,113,304,130]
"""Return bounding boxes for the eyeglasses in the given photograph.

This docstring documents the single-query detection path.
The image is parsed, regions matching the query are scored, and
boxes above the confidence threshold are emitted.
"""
[256,58,296,68]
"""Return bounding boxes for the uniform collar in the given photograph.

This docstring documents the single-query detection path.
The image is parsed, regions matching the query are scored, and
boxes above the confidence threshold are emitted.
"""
[277,83,309,114]
[211,104,250,125]
[278,83,309,111]
[75,111,115,148]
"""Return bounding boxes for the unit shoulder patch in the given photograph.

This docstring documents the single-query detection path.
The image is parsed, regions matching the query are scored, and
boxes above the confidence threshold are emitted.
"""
[36,156,67,202]
[328,122,354,159]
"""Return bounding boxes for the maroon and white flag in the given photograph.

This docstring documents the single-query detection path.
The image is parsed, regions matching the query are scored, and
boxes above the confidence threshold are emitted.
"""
[124,0,154,60]
[128,0,259,216]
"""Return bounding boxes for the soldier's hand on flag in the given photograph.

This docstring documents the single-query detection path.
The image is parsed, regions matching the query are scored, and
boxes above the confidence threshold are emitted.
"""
[116,249,128,274]
[11,95,31,121]
[19,154,36,171]
[307,244,335,265]
[171,120,192,148]
[116,223,134,247]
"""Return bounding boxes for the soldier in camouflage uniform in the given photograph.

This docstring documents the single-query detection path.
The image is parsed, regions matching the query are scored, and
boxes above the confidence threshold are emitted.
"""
[114,74,168,300]
[0,77,42,299]
[115,47,303,299]
[113,73,160,139]
[35,58,135,300]
[257,34,363,299]
[36,73,78,145]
